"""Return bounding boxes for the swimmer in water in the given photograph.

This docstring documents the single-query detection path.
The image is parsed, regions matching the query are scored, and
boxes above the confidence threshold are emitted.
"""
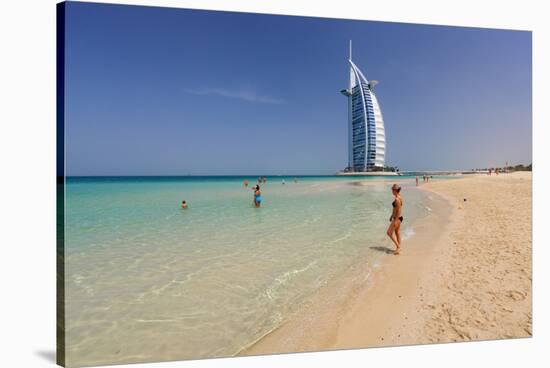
[181,200,188,209]
[243,179,249,188]
[253,185,262,208]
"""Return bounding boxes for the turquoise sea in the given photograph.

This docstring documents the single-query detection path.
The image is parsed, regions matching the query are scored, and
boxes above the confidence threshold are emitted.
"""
[63,175,443,365]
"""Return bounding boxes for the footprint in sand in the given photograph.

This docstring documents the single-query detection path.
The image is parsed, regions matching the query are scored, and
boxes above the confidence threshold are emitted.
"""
[506,290,526,301]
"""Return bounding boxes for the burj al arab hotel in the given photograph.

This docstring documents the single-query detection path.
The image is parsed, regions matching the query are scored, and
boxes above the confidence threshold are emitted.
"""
[340,41,386,172]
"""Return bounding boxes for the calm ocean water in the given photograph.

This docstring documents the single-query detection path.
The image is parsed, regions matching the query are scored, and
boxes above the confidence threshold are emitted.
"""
[63,175,438,365]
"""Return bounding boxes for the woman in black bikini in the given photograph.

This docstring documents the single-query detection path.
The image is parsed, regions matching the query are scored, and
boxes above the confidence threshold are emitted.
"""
[387,184,403,255]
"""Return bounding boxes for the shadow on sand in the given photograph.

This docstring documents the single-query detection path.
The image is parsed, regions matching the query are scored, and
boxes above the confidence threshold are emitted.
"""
[369,246,395,254]
[35,350,56,364]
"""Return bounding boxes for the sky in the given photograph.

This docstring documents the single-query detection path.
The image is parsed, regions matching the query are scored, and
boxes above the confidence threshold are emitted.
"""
[64,2,532,175]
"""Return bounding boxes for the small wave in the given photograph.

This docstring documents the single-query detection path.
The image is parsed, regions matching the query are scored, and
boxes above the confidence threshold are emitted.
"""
[329,230,352,244]
[264,261,318,301]
[402,227,416,240]
[72,274,85,284]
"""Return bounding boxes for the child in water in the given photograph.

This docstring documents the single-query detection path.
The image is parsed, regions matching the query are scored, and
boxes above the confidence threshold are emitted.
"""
[181,200,188,209]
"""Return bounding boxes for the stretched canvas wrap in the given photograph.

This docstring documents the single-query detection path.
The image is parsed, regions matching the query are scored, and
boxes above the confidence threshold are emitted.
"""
[57,1,532,366]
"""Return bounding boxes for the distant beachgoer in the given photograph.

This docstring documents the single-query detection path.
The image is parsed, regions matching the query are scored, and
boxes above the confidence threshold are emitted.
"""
[181,200,188,209]
[282,179,286,185]
[415,176,419,186]
[263,176,267,183]
[243,180,249,188]
[386,184,403,255]
[253,185,262,208]
[294,177,298,183]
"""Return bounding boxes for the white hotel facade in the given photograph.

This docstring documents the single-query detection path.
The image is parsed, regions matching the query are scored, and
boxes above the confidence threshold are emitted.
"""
[340,41,386,172]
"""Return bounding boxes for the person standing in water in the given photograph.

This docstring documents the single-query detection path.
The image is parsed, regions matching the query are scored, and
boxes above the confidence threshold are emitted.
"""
[253,185,262,208]
[181,200,188,209]
[243,179,249,188]
[386,184,403,255]
[415,176,419,186]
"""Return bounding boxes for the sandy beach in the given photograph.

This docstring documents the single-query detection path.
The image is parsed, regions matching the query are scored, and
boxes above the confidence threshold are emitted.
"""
[243,172,532,355]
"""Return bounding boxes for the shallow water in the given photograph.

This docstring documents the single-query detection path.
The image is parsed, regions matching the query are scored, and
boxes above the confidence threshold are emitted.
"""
[63,176,432,365]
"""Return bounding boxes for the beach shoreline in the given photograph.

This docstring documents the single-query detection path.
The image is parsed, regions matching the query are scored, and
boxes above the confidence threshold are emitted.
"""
[240,177,454,355]
[240,172,532,356]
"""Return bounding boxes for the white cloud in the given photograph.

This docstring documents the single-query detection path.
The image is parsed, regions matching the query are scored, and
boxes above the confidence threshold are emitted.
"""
[184,87,284,104]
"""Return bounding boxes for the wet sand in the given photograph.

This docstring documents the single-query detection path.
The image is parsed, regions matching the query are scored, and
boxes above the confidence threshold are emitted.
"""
[242,172,532,355]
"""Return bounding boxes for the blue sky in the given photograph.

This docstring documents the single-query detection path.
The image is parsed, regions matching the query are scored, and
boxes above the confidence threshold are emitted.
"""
[64,2,532,175]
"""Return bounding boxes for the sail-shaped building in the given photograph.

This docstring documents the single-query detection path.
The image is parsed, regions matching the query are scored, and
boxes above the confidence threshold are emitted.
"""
[340,41,386,172]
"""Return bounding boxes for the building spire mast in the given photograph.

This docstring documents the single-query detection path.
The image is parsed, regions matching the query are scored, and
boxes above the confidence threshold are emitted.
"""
[349,39,352,61]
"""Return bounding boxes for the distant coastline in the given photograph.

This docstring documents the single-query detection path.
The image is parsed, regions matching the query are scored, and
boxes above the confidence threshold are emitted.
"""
[336,171,399,176]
